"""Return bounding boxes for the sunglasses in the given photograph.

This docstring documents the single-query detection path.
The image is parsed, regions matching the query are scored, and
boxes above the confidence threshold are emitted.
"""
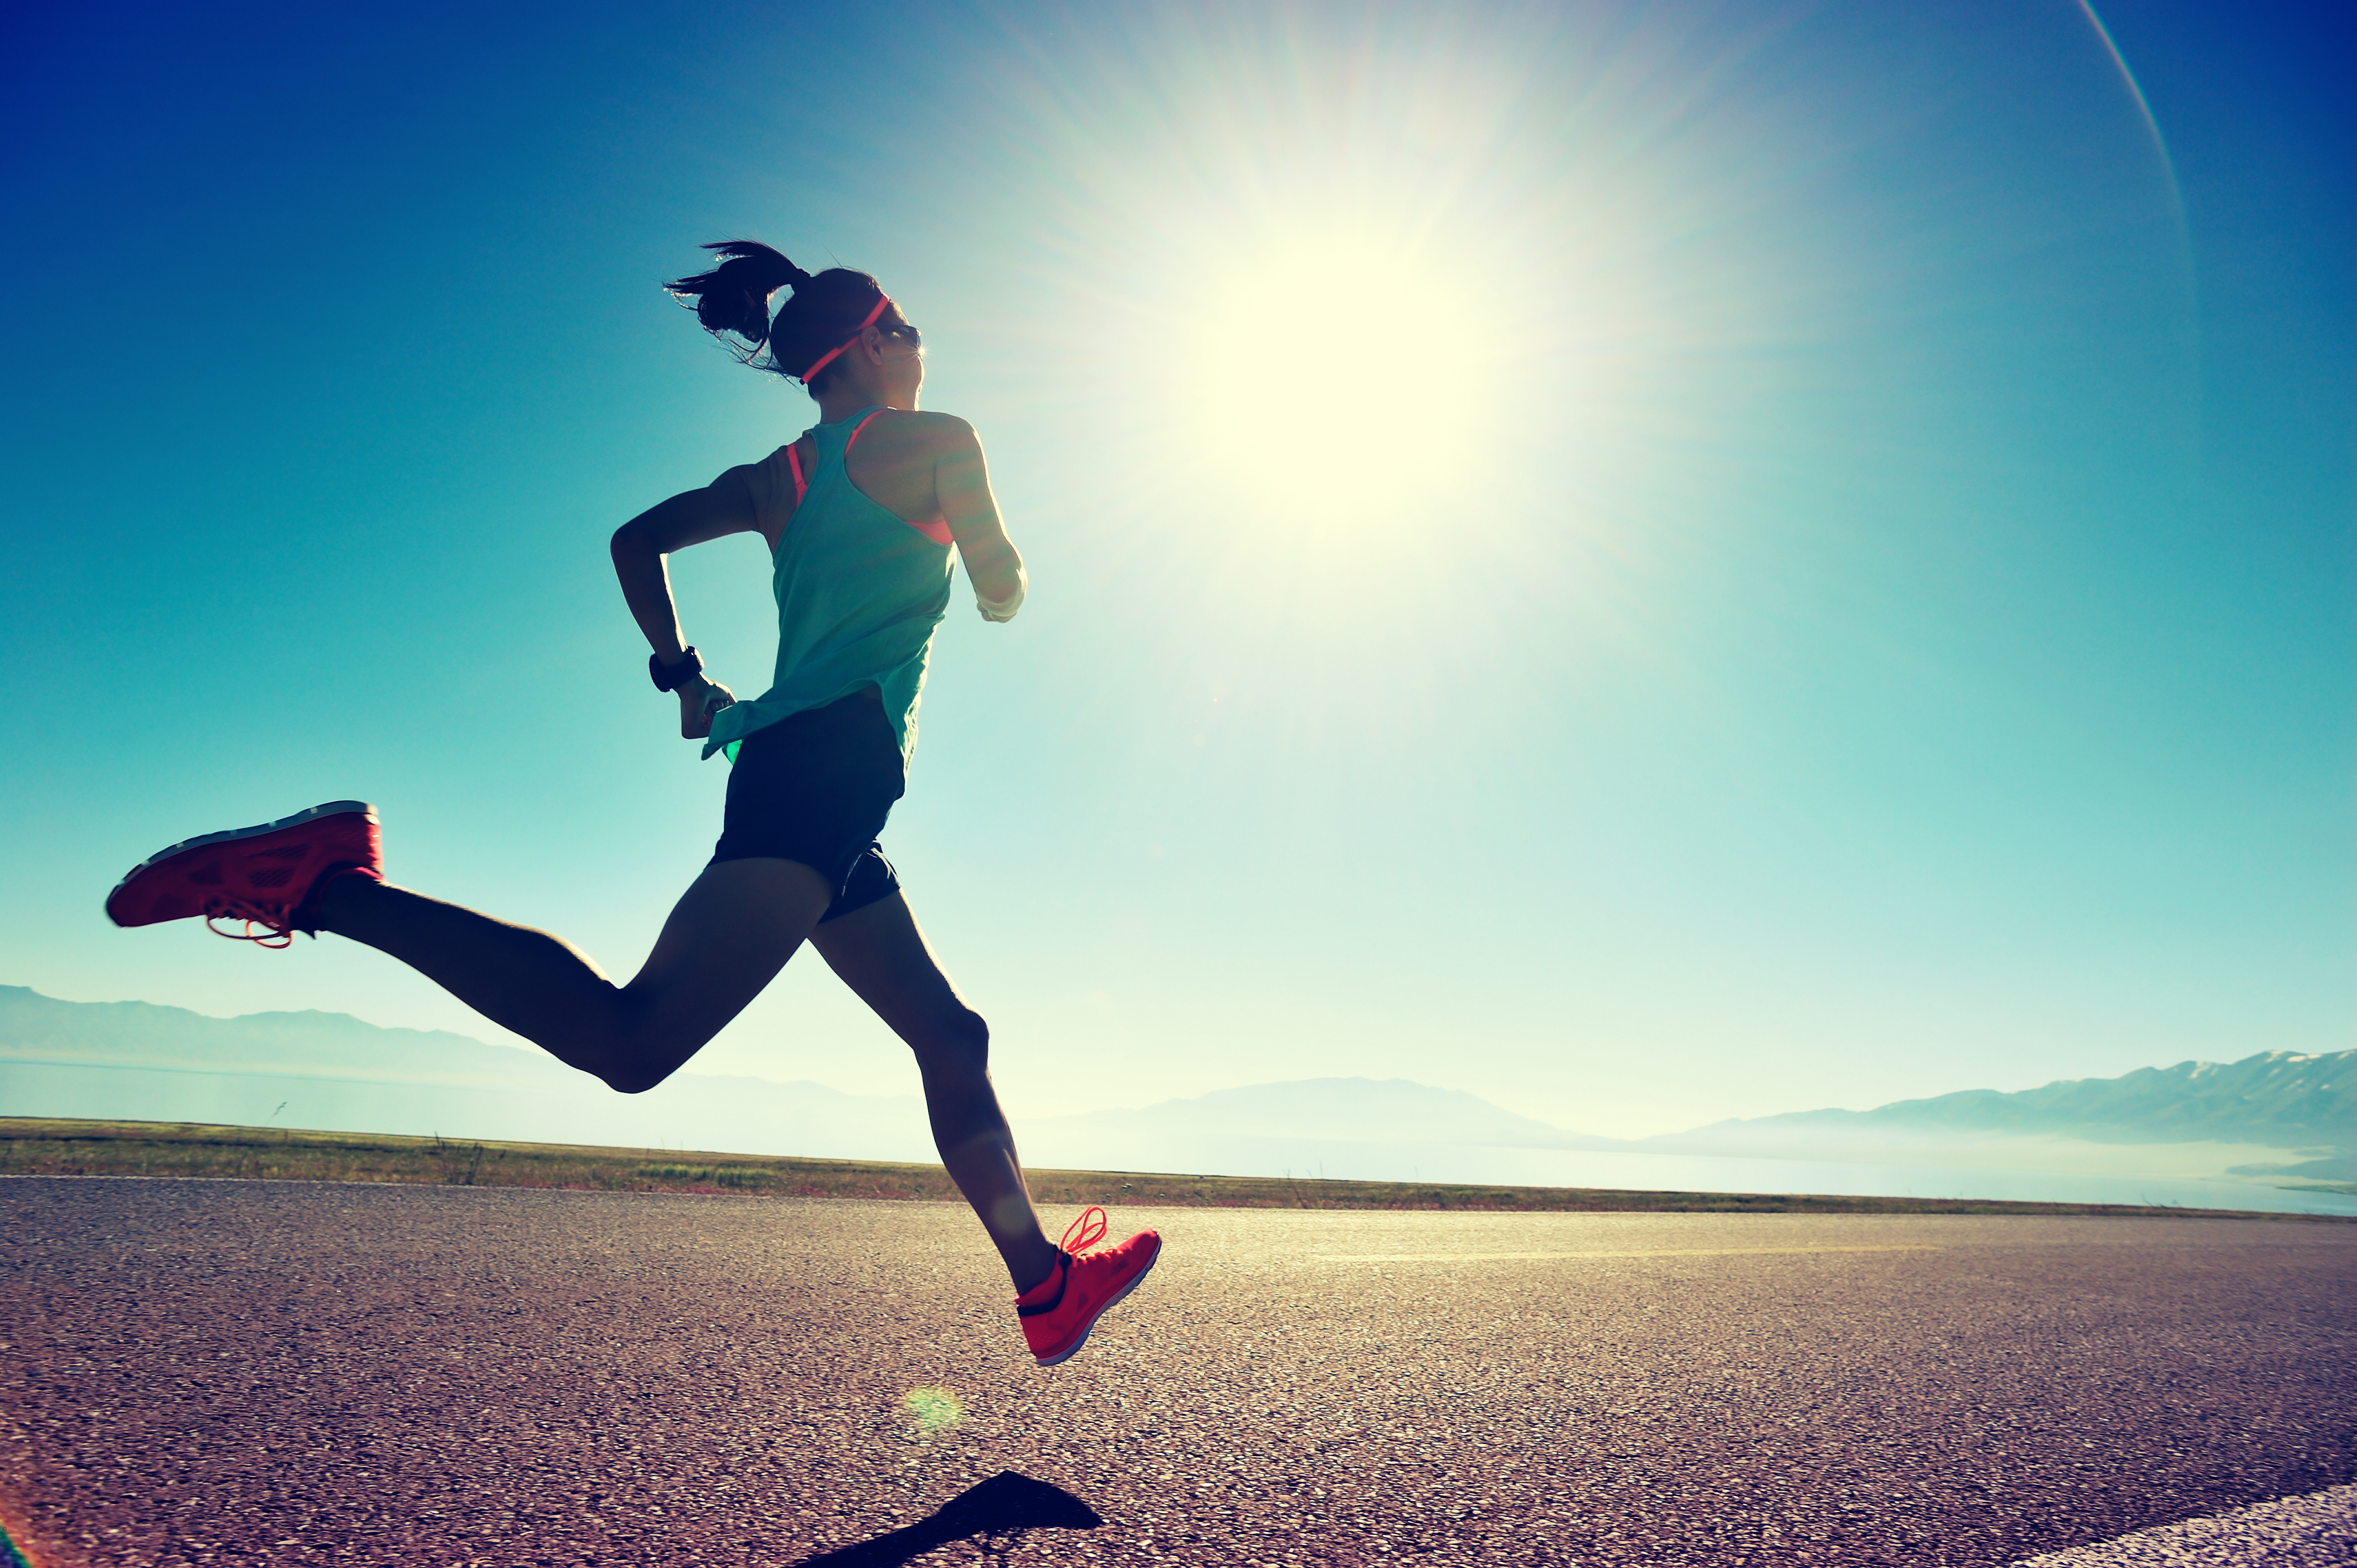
[800,296,921,381]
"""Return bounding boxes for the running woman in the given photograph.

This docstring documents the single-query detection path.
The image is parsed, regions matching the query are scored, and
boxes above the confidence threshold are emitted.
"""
[103,241,1160,1367]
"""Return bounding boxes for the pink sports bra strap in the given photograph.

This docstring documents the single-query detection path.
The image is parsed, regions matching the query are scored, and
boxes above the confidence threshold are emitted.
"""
[844,410,885,453]
[786,441,808,505]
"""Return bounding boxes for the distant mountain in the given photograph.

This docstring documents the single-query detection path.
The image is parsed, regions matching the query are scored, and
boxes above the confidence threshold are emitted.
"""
[992,1066,2353,1199]
[1025,1055,2353,1164]
[6,985,2349,1190]
[0,983,563,1087]
[0,984,934,1162]
[1642,1051,2353,1158]
[1025,1077,1624,1152]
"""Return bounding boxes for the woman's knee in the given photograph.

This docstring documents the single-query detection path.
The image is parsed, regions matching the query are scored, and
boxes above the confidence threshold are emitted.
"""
[912,1008,991,1078]
[603,1060,674,1096]
[594,1010,708,1095]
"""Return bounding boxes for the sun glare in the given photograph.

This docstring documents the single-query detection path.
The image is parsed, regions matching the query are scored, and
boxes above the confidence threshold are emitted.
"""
[974,6,1568,549]
[1169,232,1485,526]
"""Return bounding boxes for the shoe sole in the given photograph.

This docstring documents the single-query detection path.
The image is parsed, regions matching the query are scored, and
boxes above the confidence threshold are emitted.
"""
[105,801,377,923]
[1032,1235,1162,1368]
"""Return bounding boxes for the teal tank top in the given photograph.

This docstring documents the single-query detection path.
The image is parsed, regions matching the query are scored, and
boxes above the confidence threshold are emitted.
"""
[703,406,954,765]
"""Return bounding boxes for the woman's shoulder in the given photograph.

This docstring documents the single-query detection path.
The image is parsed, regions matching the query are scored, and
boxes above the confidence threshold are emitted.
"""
[724,437,816,540]
[865,409,980,451]
[733,437,807,489]
[737,431,811,468]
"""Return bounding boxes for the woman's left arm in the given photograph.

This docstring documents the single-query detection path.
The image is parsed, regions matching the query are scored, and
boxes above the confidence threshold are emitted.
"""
[933,417,1027,622]
[610,470,760,736]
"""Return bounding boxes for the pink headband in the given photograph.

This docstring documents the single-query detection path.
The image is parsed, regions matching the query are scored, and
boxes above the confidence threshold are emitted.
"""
[799,295,894,383]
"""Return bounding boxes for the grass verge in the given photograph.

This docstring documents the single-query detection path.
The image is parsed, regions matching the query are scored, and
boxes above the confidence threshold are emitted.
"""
[1,1116,2345,1220]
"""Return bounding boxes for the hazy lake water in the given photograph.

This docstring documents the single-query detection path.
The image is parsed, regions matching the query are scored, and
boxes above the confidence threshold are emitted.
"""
[1016,1131,2357,1218]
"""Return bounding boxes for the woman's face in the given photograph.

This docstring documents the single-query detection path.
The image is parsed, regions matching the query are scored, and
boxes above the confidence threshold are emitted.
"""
[876,317,925,405]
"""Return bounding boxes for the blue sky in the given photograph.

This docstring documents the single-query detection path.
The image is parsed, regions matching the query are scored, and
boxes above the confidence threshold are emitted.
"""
[2,1,2348,1137]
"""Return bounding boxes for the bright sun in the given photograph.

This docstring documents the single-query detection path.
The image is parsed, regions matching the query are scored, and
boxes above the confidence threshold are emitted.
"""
[1159,230,1486,528]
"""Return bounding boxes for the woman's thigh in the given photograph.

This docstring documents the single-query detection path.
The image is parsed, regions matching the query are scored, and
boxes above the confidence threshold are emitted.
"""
[807,892,976,1050]
[620,855,837,1058]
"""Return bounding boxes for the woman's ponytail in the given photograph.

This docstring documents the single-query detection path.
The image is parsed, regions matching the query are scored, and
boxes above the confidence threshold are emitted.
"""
[666,240,895,388]
[665,240,812,355]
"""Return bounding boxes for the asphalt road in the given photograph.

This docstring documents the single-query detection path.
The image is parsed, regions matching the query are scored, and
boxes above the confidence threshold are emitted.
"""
[2,1178,2352,1567]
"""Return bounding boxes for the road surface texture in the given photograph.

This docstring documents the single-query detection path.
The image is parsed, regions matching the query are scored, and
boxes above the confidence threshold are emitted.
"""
[2,1178,2351,1566]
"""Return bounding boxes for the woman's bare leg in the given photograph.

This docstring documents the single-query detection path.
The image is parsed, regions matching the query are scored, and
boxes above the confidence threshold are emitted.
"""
[315,858,835,1093]
[810,893,1060,1293]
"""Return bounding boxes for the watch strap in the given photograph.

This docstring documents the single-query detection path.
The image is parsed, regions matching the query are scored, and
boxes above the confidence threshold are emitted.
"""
[649,647,704,692]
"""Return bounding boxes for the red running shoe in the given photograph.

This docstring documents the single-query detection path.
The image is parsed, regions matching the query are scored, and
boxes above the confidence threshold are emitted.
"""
[1017,1206,1162,1366]
[105,801,383,948]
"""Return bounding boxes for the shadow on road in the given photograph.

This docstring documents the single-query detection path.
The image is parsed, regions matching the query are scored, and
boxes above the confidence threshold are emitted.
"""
[794,1471,1103,1566]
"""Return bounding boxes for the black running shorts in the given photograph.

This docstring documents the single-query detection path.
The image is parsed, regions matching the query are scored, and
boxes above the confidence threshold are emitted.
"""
[710,687,906,924]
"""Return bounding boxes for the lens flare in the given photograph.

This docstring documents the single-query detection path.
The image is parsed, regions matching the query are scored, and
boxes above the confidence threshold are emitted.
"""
[904,1385,964,1435]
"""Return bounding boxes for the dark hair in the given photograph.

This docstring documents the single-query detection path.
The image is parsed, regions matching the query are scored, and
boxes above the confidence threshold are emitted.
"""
[664,240,895,390]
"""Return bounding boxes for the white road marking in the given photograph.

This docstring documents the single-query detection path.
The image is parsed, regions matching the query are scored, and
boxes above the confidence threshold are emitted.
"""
[2013,1482,2356,1565]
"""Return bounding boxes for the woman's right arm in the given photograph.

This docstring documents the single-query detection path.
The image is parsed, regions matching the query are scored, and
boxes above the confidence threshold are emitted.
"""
[932,420,1027,622]
[610,469,759,735]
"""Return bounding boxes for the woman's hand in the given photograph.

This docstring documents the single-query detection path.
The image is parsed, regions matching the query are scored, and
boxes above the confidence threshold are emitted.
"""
[975,582,1025,622]
[678,675,737,740]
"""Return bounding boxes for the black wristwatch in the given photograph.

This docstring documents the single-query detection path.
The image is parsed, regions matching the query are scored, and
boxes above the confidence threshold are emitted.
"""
[649,647,704,692]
